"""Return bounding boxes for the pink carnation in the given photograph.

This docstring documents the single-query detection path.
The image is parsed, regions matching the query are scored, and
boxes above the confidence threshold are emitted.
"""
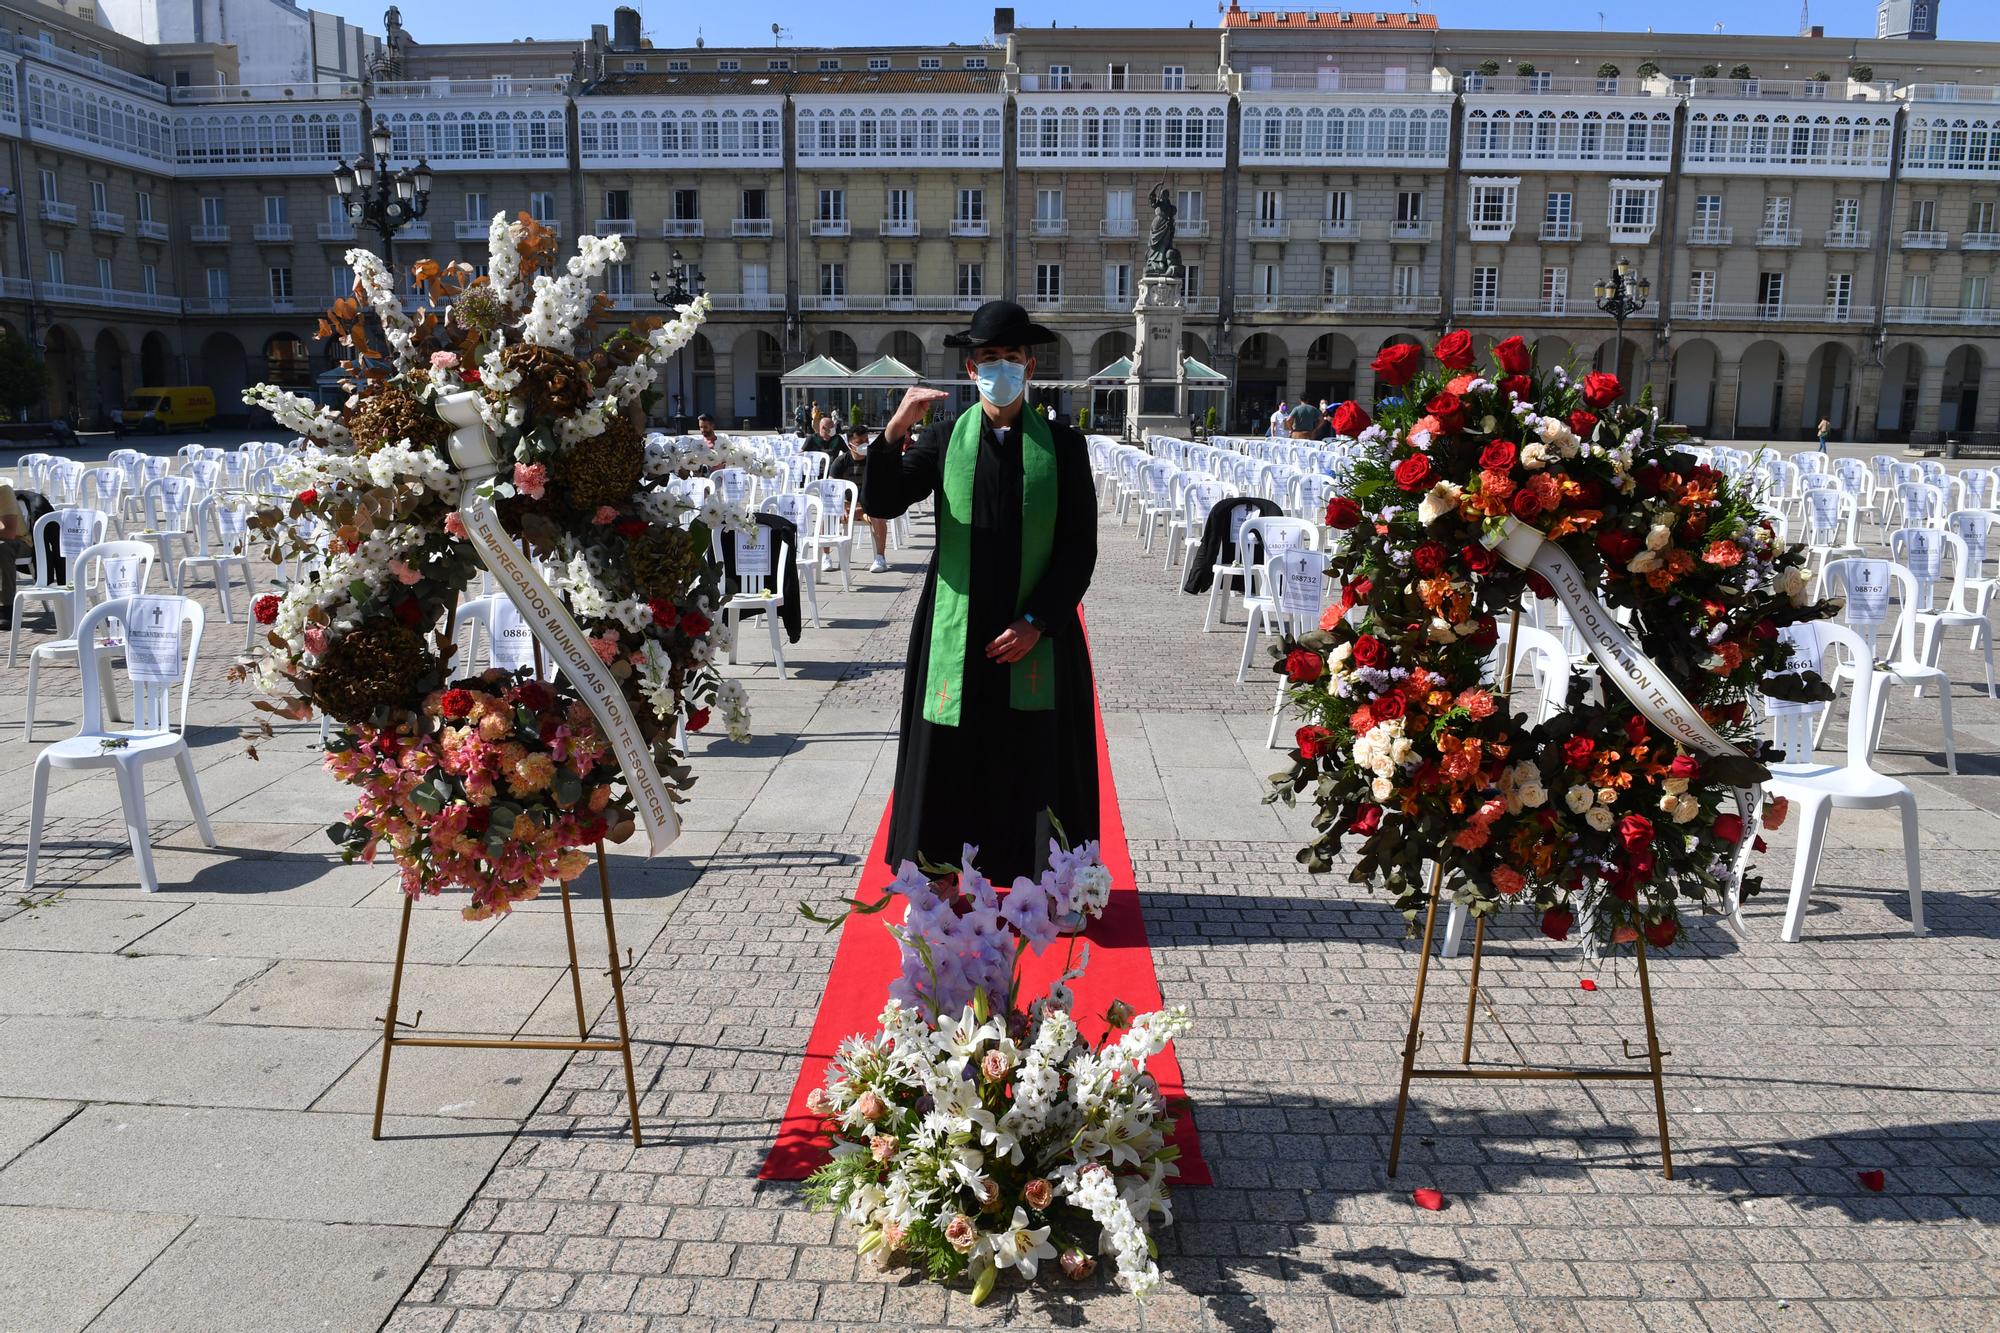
[589,632,622,664]
[593,505,619,525]
[444,512,468,539]
[429,350,460,371]
[513,463,547,500]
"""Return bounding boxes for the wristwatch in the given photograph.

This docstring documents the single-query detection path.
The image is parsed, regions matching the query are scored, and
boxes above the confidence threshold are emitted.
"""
[1021,612,1043,631]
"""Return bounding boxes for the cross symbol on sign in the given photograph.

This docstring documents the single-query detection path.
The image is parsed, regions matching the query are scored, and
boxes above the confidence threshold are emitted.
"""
[150,607,165,625]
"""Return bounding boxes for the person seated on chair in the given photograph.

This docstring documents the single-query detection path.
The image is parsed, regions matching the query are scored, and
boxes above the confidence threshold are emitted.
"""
[830,422,891,574]
[861,299,1099,882]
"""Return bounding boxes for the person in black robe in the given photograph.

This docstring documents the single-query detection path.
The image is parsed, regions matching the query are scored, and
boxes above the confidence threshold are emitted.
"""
[863,300,1099,882]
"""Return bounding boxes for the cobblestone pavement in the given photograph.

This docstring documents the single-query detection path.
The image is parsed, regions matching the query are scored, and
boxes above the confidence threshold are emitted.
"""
[6,441,2000,1331]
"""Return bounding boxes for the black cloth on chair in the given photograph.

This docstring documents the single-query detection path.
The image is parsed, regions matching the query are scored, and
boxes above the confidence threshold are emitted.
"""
[1181,495,1282,596]
[720,511,802,643]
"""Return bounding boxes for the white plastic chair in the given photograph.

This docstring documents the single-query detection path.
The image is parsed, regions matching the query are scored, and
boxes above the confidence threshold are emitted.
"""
[1891,526,1996,699]
[1134,460,1179,554]
[718,523,787,678]
[1763,621,1922,943]
[24,541,158,740]
[9,508,110,665]
[1235,517,1318,682]
[134,476,198,578]
[174,497,257,622]
[1263,548,1330,748]
[1203,499,1271,632]
[1819,558,1958,775]
[811,477,859,592]
[762,492,824,629]
[1167,478,1226,573]
[24,596,215,895]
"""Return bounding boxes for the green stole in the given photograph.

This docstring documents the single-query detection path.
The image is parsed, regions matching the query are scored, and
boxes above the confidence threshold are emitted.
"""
[921,407,1058,727]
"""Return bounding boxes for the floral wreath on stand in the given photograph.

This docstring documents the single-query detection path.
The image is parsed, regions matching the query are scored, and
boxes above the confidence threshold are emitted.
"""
[238,214,770,918]
[1270,329,1838,950]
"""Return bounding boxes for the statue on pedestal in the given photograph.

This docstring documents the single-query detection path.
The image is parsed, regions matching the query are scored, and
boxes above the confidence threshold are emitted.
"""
[1145,182,1184,282]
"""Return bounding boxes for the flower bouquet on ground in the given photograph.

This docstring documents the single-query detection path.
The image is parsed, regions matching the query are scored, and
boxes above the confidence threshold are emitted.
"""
[238,214,758,916]
[802,839,1188,1303]
[1270,330,1835,951]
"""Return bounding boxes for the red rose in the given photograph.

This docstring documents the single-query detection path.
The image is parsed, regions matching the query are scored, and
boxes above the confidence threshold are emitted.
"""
[1609,871,1639,903]
[1433,328,1475,370]
[1525,572,1554,601]
[1371,691,1407,721]
[1582,371,1623,409]
[1597,530,1642,563]
[1351,634,1389,669]
[296,488,319,508]
[1461,543,1494,574]
[1568,410,1599,438]
[393,598,424,628]
[1331,401,1372,437]
[1479,440,1518,471]
[253,594,281,625]
[1350,804,1384,836]
[1634,466,1666,497]
[1283,648,1325,683]
[1541,906,1575,941]
[439,688,475,719]
[1466,614,1500,649]
[681,611,712,638]
[648,598,680,629]
[1324,496,1362,529]
[512,680,553,712]
[1411,541,1447,576]
[1372,342,1423,388]
[1424,391,1466,433]
[1351,577,1373,603]
[1627,847,1655,879]
[1499,374,1533,401]
[1393,454,1434,492]
[1624,714,1650,746]
[461,367,482,384]
[686,708,710,732]
[1712,812,1745,845]
[1508,488,1546,521]
[1561,736,1596,768]
[1669,755,1700,780]
[1295,725,1333,760]
[1642,919,1679,950]
[1618,814,1655,851]
[1753,618,1779,641]
[614,517,648,539]
[1493,335,1532,376]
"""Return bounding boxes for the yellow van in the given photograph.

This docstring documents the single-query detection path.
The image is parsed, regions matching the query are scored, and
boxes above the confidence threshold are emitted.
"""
[124,386,216,433]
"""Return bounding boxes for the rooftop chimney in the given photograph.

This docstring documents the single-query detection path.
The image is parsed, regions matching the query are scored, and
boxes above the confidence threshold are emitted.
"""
[612,6,641,52]
[993,7,1015,36]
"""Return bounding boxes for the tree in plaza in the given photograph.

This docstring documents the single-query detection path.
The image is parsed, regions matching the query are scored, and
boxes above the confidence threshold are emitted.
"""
[0,326,47,419]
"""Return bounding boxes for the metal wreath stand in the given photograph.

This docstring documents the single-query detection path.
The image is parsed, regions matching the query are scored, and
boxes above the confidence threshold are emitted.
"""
[1384,518,1767,1182]
[370,391,680,1148]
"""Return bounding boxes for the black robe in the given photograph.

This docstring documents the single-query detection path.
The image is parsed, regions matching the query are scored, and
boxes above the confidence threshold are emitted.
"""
[863,416,1099,882]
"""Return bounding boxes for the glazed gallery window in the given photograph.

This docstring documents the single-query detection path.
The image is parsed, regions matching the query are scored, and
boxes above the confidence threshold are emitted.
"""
[1035,263,1062,303]
[956,262,984,299]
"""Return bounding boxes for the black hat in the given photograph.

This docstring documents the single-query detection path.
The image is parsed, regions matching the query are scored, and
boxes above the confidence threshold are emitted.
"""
[943,299,1058,350]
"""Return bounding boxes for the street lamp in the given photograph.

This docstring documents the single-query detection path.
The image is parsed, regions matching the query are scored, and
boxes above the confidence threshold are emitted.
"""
[1594,256,1651,382]
[333,119,432,265]
[649,251,705,427]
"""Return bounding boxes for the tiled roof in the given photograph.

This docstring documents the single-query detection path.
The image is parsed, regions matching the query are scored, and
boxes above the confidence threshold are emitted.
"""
[586,69,1002,97]
[1222,5,1439,29]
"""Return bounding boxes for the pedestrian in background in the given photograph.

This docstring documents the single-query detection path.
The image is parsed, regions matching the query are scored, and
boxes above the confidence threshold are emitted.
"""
[1817,417,1831,452]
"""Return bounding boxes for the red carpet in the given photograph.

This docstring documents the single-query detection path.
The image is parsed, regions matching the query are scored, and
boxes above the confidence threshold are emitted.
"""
[760,646,1209,1184]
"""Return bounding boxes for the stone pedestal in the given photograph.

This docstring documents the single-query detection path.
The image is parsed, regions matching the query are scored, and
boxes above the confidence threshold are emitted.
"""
[1127,276,1188,440]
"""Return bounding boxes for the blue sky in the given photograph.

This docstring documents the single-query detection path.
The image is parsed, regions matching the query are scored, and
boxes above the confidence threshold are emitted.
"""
[363,0,1999,48]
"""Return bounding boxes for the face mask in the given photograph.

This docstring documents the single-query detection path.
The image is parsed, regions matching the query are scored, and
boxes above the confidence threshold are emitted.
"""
[973,359,1027,408]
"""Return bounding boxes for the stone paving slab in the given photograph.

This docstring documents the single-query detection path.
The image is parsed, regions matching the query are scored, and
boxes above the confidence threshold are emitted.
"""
[0,1015,375,1110]
[0,1099,81,1170]
[0,949,271,1020]
[0,1204,193,1333]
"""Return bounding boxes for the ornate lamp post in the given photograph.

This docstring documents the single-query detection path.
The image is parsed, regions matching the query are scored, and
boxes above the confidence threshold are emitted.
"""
[1593,257,1651,383]
[650,251,705,427]
[332,120,432,266]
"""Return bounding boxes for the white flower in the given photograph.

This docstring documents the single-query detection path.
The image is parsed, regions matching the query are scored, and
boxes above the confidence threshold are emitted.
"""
[1519,441,1550,470]
[1566,785,1594,814]
[1645,524,1674,552]
[1417,481,1462,525]
[990,1208,1056,1279]
[1586,805,1615,832]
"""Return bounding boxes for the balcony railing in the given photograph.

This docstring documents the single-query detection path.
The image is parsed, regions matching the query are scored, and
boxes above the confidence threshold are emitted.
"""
[0,193,16,215]
[1031,218,1068,236]
[136,219,169,241]
[732,218,773,237]
[1018,71,1222,93]
[1469,221,1515,241]
[1319,219,1357,240]
[800,293,850,310]
[1902,230,1949,248]
[1966,232,2000,250]
[398,221,430,240]
[89,210,125,234]
[1102,293,1134,311]
[595,217,637,236]
[1824,228,1872,249]
[1249,219,1290,239]
[880,218,920,237]
[39,201,78,225]
[42,283,184,314]
[453,220,491,240]
[4,33,168,98]
[0,276,32,298]
[1099,218,1137,238]
[1609,224,1658,244]
[1756,228,1801,247]
[949,218,989,237]
[1539,221,1581,242]
[1668,300,1878,323]
[254,223,293,242]
[184,296,231,314]
[809,218,850,237]
[1455,297,1584,318]
[318,220,357,241]
[661,219,704,238]
[1237,294,1441,316]
[190,223,230,242]
[703,292,784,311]
[1390,220,1436,241]
[1884,305,2000,325]
[169,78,363,104]
[371,76,569,99]
[1686,224,1733,245]
[1178,218,1209,238]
